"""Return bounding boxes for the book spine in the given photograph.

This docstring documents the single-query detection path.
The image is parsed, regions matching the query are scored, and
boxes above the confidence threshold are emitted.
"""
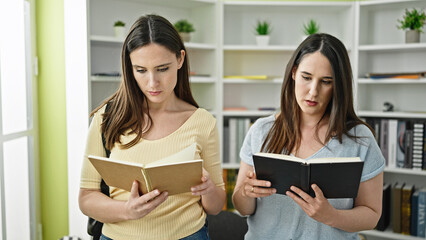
[418,190,426,237]
[141,168,152,193]
[401,186,413,235]
[396,120,406,168]
[380,119,389,165]
[388,119,398,168]
[301,163,311,196]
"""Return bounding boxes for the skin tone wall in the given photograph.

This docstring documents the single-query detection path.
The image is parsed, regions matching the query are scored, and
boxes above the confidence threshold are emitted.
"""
[36,0,69,239]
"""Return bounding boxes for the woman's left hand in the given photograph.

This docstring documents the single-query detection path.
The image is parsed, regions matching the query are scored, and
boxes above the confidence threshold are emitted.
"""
[191,168,216,196]
[286,184,337,225]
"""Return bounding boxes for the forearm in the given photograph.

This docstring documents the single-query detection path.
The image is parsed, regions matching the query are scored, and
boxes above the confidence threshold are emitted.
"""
[232,186,256,216]
[329,205,381,232]
[201,186,226,215]
[79,189,129,223]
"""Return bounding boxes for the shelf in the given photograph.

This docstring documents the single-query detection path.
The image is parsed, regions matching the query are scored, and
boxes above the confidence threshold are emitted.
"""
[358,78,426,84]
[222,163,241,169]
[91,75,120,82]
[224,1,353,7]
[360,0,424,7]
[360,228,424,240]
[190,76,216,83]
[185,42,216,50]
[384,167,426,176]
[357,111,426,119]
[223,110,275,117]
[223,78,282,84]
[358,43,426,52]
[223,45,297,51]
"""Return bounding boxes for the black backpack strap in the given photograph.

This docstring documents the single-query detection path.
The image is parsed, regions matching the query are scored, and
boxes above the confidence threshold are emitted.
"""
[100,102,112,196]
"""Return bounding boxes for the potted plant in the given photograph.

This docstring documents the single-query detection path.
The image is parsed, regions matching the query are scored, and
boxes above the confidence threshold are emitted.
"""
[174,19,195,42]
[254,20,272,46]
[302,19,320,40]
[397,8,426,43]
[114,20,126,38]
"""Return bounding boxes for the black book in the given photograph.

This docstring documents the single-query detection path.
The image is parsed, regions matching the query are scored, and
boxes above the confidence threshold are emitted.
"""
[376,183,391,231]
[253,153,364,198]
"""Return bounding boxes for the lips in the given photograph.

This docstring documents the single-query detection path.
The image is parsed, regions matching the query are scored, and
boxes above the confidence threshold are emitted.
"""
[148,91,161,96]
[306,100,318,106]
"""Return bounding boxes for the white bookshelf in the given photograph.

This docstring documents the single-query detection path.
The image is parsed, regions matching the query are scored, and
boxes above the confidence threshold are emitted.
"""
[84,1,426,239]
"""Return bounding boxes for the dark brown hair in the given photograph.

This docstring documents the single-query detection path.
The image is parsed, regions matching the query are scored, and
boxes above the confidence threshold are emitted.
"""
[91,14,198,150]
[261,33,371,154]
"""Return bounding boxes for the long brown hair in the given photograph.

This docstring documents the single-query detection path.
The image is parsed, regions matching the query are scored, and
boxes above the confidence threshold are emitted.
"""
[261,33,371,154]
[91,14,198,150]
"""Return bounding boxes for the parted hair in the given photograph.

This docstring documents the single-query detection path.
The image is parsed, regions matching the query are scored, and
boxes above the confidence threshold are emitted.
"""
[90,14,198,150]
[261,33,371,154]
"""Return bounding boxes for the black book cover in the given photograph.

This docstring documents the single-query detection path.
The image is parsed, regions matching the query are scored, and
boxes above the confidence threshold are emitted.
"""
[253,153,364,198]
[376,183,391,231]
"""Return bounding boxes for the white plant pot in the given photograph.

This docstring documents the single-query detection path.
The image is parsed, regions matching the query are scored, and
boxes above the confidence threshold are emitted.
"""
[114,26,125,38]
[179,32,191,42]
[405,30,420,43]
[255,35,270,46]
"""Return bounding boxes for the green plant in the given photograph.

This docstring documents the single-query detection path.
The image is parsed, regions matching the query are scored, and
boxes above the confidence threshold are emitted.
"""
[397,8,426,33]
[303,19,320,35]
[255,20,271,35]
[114,20,125,27]
[174,19,195,33]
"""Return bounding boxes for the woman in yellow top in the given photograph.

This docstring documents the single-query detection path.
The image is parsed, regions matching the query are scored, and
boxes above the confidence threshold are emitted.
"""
[79,14,225,240]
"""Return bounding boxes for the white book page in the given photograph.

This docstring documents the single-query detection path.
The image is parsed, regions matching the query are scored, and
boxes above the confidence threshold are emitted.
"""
[146,143,197,167]
[254,152,305,163]
[88,155,144,168]
[308,157,361,164]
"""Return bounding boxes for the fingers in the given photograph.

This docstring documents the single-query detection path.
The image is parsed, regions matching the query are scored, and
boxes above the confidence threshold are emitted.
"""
[144,190,168,207]
[130,181,141,198]
[245,184,276,197]
[311,184,324,198]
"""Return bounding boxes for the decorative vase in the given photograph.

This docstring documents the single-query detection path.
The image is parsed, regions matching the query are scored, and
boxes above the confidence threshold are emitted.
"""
[255,35,270,46]
[179,32,191,42]
[405,30,420,43]
[114,26,125,38]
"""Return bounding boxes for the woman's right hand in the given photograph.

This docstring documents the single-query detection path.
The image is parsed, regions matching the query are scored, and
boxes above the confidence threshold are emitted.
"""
[124,181,168,220]
[241,171,276,198]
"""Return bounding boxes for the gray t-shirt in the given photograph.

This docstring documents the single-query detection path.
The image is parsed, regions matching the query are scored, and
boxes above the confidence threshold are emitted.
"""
[240,114,385,240]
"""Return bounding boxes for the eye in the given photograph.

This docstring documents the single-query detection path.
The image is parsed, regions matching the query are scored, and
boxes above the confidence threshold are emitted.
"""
[321,80,332,85]
[158,67,169,72]
[302,75,311,80]
[136,69,146,73]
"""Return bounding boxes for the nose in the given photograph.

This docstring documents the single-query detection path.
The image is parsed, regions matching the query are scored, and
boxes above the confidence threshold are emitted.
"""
[309,80,319,97]
[147,72,159,88]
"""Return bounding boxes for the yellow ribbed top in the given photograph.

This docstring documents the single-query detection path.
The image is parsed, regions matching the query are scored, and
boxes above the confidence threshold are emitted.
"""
[80,106,224,240]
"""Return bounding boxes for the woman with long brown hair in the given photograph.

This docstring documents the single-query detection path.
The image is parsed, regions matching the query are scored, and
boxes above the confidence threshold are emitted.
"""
[232,33,385,239]
[79,14,225,240]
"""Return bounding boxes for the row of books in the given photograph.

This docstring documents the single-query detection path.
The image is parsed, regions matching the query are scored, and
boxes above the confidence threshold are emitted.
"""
[377,183,426,237]
[223,169,238,211]
[365,118,426,170]
[223,118,253,164]
[365,71,426,80]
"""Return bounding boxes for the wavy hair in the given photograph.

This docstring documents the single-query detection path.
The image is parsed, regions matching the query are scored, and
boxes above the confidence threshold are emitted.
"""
[261,33,371,154]
[91,14,198,150]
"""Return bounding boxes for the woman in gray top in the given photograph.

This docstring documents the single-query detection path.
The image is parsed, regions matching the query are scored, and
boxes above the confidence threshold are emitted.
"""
[232,33,385,240]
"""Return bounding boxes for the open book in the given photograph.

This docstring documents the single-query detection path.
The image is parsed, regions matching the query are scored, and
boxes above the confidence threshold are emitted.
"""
[253,153,364,198]
[88,143,202,196]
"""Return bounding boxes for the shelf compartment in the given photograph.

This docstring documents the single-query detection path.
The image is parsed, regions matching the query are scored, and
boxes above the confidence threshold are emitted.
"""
[357,111,426,119]
[357,78,426,84]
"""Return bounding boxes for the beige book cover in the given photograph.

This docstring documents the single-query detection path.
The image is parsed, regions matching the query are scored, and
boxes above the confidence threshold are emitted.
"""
[88,143,202,195]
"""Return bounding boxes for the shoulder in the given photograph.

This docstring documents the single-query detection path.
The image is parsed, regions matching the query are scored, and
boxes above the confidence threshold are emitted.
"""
[250,114,276,134]
[346,123,375,146]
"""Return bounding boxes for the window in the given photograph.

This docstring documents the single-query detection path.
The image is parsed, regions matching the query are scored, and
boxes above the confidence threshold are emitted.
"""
[0,0,38,239]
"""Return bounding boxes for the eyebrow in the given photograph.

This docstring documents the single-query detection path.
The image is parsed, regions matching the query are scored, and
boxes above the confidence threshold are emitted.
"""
[133,62,172,68]
[301,71,333,80]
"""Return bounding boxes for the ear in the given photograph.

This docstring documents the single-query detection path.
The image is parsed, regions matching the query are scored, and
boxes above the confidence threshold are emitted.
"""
[178,50,185,69]
[292,66,297,80]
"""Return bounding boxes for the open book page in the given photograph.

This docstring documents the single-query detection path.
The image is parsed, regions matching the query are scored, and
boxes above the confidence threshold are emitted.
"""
[254,152,305,163]
[308,157,361,164]
[146,143,197,167]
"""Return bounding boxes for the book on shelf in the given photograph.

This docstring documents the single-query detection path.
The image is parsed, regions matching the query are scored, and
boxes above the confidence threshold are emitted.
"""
[88,143,202,196]
[365,71,426,79]
[392,182,404,233]
[401,184,414,235]
[223,107,248,111]
[411,189,419,236]
[253,153,364,198]
[417,188,426,238]
[387,119,398,168]
[376,183,391,231]
[224,75,268,80]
